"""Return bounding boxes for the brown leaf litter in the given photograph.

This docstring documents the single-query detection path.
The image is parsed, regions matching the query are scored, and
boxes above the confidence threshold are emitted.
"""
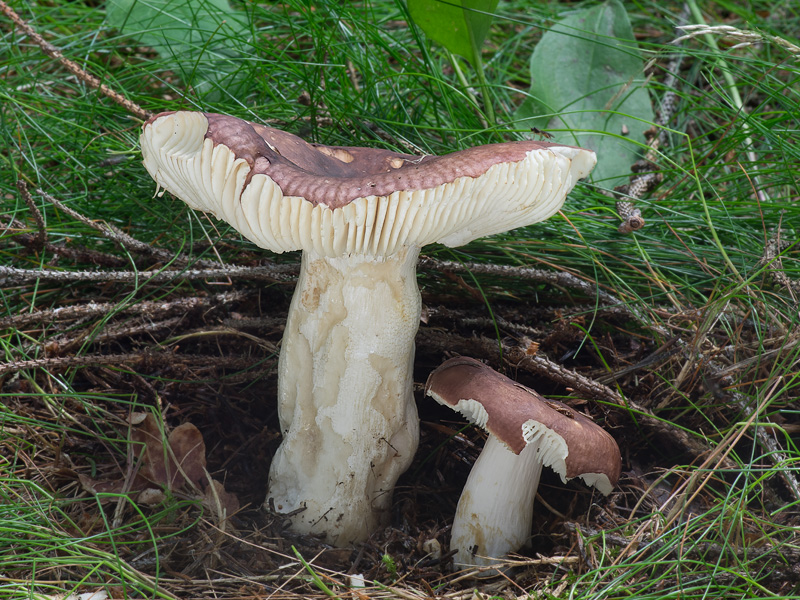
[79,413,239,523]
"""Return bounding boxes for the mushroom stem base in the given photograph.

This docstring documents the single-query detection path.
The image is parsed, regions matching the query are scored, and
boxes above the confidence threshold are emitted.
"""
[266,246,421,546]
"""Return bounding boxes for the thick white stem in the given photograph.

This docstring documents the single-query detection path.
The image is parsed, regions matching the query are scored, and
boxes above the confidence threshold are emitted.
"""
[451,435,543,569]
[266,246,421,546]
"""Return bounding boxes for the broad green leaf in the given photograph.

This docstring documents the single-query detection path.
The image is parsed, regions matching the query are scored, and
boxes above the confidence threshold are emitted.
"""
[106,0,252,99]
[408,0,500,68]
[515,0,654,187]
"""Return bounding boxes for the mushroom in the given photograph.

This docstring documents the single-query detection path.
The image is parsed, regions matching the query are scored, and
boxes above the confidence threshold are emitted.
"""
[425,356,620,569]
[140,111,596,546]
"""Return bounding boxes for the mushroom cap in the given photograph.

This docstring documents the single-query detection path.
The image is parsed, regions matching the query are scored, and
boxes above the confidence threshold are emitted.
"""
[140,111,596,257]
[425,356,621,495]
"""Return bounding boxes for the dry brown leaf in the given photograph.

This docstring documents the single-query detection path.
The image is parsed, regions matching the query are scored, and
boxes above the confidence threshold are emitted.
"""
[202,478,241,520]
[130,413,176,487]
[168,422,207,491]
[80,413,240,519]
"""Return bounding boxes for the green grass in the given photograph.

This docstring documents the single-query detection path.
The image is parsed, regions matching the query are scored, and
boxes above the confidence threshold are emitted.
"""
[2,0,800,598]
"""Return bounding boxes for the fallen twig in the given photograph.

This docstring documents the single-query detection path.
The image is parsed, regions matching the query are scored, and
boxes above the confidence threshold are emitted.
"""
[0,352,157,377]
[0,0,150,120]
[17,181,46,251]
[0,263,297,286]
[705,362,800,502]
[418,257,631,309]
[1,213,128,267]
[50,315,186,356]
[613,10,690,233]
[0,350,261,377]
[0,291,251,330]
[759,227,800,297]
[38,189,226,269]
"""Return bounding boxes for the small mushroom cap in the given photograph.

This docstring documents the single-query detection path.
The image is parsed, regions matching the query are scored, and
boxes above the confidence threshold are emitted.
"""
[141,111,596,257]
[425,356,621,494]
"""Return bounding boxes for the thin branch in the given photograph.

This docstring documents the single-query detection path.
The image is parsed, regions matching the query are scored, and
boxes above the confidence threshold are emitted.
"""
[0,291,250,330]
[0,351,261,377]
[614,10,689,233]
[40,189,177,262]
[49,316,186,356]
[0,213,129,267]
[507,344,727,465]
[0,0,150,120]
[419,257,628,308]
[0,263,297,286]
[759,227,800,297]
[0,352,153,377]
[17,181,46,250]
[705,361,800,501]
[38,189,225,269]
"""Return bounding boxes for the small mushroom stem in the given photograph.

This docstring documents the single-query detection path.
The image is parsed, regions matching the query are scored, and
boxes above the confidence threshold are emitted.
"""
[266,246,421,546]
[450,435,543,568]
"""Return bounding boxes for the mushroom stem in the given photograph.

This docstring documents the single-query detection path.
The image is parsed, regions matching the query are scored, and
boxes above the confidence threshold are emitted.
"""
[266,246,421,545]
[451,434,543,569]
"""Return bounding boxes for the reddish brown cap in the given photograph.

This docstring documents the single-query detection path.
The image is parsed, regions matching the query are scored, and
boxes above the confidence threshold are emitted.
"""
[141,112,596,257]
[202,113,558,209]
[425,356,620,494]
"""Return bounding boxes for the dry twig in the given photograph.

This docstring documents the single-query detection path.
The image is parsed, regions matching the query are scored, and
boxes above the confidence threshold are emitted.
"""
[0,350,260,377]
[17,181,46,250]
[419,257,629,309]
[0,291,250,330]
[759,227,800,296]
[0,263,296,286]
[613,6,691,234]
[1,212,129,267]
[38,189,226,269]
[0,0,150,119]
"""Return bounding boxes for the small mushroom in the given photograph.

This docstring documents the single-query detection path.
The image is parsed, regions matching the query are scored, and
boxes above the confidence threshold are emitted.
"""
[140,111,596,546]
[425,356,620,569]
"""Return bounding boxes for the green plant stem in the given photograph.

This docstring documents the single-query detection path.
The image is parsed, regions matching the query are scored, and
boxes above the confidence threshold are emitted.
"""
[447,50,494,128]
[471,48,496,126]
[685,0,766,201]
[685,1,743,112]
[292,546,340,599]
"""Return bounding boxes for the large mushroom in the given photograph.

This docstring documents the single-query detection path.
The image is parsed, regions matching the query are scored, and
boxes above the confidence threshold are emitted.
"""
[140,111,596,546]
[425,356,620,569]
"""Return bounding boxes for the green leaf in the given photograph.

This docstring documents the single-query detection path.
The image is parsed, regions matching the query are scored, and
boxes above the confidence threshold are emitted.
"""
[407,0,500,68]
[515,0,654,187]
[105,0,253,99]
